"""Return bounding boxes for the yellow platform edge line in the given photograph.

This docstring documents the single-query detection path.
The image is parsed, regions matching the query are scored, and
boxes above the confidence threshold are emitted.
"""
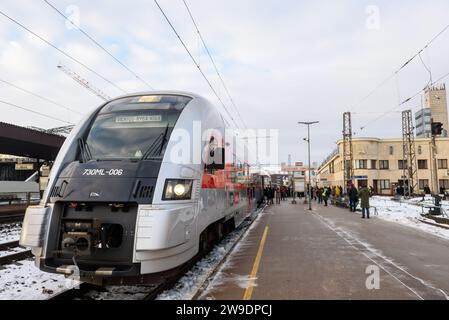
[243,225,269,300]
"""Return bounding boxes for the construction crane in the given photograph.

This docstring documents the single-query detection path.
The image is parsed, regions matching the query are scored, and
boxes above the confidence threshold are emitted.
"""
[28,125,75,137]
[45,125,75,136]
[57,64,111,101]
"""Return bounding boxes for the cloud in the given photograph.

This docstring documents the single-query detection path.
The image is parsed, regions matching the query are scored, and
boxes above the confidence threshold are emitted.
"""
[1,0,449,165]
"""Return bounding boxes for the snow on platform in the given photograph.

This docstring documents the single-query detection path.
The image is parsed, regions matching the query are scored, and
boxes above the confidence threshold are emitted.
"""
[157,207,266,300]
[367,196,449,241]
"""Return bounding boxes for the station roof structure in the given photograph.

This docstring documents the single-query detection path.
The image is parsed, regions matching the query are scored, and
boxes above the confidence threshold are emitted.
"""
[0,122,65,160]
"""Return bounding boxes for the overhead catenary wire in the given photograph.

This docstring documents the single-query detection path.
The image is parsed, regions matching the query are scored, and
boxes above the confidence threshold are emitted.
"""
[42,0,154,90]
[0,77,82,116]
[418,52,433,86]
[0,99,74,124]
[353,23,449,133]
[153,0,239,128]
[182,0,247,129]
[349,22,449,112]
[357,75,447,133]
[0,10,127,94]
[358,65,449,132]
[357,70,449,133]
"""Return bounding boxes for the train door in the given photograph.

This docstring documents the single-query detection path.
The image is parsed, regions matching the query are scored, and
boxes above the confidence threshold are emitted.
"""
[201,136,224,226]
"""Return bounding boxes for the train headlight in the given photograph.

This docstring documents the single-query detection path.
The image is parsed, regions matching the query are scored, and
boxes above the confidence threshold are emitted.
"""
[163,179,193,200]
[174,183,186,196]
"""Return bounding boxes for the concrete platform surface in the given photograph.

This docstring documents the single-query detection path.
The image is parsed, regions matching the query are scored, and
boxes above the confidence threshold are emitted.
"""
[199,201,449,300]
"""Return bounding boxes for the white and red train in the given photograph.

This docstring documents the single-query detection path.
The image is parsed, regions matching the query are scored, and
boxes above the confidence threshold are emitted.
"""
[20,91,270,284]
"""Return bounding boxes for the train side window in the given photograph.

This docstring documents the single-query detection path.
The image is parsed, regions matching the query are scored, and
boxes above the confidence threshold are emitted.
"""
[229,192,234,207]
[205,137,225,171]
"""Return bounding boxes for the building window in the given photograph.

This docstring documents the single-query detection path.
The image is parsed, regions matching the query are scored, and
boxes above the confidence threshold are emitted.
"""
[355,160,368,169]
[377,180,390,190]
[419,179,429,190]
[418,146,422,155]
[438,159,448,169]
[379,160,389,170]
[398,160,408,170]
[370,160,377,170]
[440,179,449,190]
[418,160,428,169]
[330,161,335,174]
[389,146,394,155]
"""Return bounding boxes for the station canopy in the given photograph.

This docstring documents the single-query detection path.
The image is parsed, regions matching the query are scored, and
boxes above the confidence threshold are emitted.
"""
[0,122,65,161]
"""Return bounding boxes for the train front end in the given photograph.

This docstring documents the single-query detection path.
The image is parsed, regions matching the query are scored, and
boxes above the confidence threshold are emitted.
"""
[19,93,201,284]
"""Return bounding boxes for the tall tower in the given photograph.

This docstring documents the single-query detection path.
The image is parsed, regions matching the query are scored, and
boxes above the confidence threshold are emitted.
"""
[402,110,418,196]
[425,84,448,136]
[343,112,353,194]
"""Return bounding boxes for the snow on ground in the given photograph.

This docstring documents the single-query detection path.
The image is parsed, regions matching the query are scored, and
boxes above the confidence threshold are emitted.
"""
[0,223,22,245]
[156,207,266,300]
[0,245,28,258]
[365,196,449,241]
[0,259,80,300]
[84,285,157,300]
[406,196,449,212]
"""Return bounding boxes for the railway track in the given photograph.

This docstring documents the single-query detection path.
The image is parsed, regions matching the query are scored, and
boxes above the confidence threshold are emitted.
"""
[0,240,33,265]
[0,240,20,251]
[0,213,25,224]
[48,206,265,300]
[47,241,224,300]
[0,202,39,223]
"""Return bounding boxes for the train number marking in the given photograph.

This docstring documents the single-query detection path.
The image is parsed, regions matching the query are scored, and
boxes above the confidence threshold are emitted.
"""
[107,169,124,176]
[82,169,124,176]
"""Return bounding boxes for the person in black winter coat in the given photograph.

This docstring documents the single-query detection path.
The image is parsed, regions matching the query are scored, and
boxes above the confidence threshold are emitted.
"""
[348,184,358,212]
[317,188,323,204]
[269,187,274,205]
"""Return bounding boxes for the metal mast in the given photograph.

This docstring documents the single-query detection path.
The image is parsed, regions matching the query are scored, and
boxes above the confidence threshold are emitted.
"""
[401,110,418,196]
[343,112,354,194]
[57,64,111,101]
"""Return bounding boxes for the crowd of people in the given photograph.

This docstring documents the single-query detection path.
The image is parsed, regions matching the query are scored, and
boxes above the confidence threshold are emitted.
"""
[264,183,373,219]
[263,185,289,205]
[310,184,373,218]
[310,185,344,207]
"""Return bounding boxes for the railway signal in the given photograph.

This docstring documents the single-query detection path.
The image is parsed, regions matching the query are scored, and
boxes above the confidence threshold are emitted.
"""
[431,122,444,136]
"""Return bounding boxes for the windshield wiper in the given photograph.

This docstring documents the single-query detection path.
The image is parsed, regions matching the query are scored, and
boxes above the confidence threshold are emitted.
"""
[141,132,164,160]
[141,124,170,160]
[78,138,92,163]
[158,124,170,156]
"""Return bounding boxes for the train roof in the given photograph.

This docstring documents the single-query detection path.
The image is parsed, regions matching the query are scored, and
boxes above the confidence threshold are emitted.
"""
[110,90,206,102]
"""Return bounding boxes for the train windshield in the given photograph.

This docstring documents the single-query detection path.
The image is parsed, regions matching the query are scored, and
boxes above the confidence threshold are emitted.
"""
[83,95,192,161]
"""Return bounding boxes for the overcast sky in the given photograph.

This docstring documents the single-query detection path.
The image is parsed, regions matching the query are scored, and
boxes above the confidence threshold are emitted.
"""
[1,0,449,165]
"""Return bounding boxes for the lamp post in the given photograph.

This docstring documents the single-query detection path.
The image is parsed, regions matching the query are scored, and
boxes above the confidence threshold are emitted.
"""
[302,138,309,205]
[299,121,319,211]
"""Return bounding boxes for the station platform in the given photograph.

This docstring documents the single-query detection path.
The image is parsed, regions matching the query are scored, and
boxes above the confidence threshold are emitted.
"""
[199,200,449,300]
